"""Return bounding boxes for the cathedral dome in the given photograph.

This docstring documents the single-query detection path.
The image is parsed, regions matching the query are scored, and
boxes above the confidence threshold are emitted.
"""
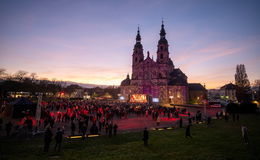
[120,75,131,86]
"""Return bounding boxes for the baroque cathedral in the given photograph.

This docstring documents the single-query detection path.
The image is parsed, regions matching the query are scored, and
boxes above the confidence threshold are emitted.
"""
[120,22,188,104]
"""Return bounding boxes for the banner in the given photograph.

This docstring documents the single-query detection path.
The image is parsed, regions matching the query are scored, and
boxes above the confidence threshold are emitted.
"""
[129,94,147,103]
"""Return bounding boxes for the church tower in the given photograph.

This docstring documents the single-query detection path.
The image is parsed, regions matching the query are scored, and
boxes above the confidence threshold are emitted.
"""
[156,21,170,64]
[132,27,144,66]
[132,27,144,80]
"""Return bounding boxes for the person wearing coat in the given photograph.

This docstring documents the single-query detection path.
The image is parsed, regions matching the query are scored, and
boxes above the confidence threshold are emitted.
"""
[44,127,53,152]
[185,124,192,138]
[143,127,149,146]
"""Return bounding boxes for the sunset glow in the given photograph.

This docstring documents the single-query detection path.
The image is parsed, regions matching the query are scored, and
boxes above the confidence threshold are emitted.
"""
[1,0,259,89]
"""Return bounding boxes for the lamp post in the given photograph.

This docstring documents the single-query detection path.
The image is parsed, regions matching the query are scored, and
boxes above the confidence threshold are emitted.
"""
[203,99,207,117]
[36,93,42,127]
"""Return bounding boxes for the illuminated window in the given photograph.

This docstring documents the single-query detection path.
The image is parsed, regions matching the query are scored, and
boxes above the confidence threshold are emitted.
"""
[177,92,180,98]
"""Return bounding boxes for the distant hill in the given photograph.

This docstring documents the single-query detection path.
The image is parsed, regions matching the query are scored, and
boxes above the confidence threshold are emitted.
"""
[64,81,116,89]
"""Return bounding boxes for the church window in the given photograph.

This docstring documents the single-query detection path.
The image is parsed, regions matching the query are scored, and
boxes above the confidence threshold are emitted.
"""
[160,54,163,59]
[135,57,137,62]
[159,73,162,78]
[144,72,150,79]
[160,46,163,50]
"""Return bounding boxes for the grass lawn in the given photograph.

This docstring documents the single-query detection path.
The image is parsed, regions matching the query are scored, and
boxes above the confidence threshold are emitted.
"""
[1,114,260,160]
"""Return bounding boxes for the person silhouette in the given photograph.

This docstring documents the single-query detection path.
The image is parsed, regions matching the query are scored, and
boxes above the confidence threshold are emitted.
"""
[143,127,149,146]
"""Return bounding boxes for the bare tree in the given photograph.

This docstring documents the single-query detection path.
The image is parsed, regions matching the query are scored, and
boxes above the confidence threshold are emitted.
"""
[253,79,260,87]
[13,70,28,82]
[0,68,7,80]
[30,72,37,82]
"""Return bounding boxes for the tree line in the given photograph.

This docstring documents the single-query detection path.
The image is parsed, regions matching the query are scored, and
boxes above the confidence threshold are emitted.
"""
[0,69,120,101]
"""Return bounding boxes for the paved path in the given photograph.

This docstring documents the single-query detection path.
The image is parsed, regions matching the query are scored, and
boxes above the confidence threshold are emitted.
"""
[0,107,224,137]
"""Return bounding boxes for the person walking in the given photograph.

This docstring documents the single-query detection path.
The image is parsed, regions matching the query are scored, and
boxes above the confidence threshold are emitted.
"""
[5,121,13,137]
[179,118,183,128]
[82,124,87,140]
[156,116,160,126]
[207,116,211,127]
[241,125,249,144]
[71,121,76,136]
[108,123,113,138]
[105,122,109,135]
[143,127,149,146]
[54,128,64,152]
[44,127,53,152]
[185,124,192,138]
[224,113,229,122]
[188,117,192,125]
[113,124,118,136]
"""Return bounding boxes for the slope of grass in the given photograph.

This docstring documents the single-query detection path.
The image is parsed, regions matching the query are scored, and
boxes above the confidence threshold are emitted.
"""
[1,114,260,160]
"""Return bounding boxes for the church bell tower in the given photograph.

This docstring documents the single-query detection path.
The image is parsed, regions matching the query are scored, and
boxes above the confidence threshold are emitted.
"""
[132,27,144,80]
[156,21,170,64]
[132,27,144,66]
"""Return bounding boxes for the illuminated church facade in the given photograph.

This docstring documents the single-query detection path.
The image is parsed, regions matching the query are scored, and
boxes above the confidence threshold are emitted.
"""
[120,22,188,104]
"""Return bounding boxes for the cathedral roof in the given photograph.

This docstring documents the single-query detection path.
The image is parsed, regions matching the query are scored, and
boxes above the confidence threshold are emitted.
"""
[160,21,166,37]
[188,83,206,91]
[143,55,156,64]
[158,38,168,45]
[134,27,143,49]
[158,21,168,45]
[220,83,237,90]
[134,42,143,49]
[168,68,188,86]
[168,58,174,66]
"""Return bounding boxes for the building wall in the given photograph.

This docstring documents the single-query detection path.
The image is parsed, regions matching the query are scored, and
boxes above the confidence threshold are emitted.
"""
[168,86,188,104]
[189,90,206,104]
[120,85,188,104]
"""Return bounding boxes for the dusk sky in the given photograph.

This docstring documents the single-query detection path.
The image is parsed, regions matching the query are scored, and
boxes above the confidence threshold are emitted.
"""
[0,0,259,89]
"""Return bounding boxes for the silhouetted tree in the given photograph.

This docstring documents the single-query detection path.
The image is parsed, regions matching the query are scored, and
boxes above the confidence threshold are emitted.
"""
[13,70,28,82]
[235,64,251,102]
[0,68,7,80]
[253,80,260,101]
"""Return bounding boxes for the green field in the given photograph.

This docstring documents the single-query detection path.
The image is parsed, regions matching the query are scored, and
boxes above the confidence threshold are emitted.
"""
[1,114,260,160]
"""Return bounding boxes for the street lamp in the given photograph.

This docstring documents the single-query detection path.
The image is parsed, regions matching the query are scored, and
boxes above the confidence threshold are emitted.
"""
[202,99,207,117]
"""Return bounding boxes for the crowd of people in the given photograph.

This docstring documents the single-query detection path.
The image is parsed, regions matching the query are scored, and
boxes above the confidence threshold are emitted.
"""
[0,99,191,137]
[0,98,250,152]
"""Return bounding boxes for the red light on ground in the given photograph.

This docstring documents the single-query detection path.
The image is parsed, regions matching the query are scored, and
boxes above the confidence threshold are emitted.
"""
[160,117,179,121]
